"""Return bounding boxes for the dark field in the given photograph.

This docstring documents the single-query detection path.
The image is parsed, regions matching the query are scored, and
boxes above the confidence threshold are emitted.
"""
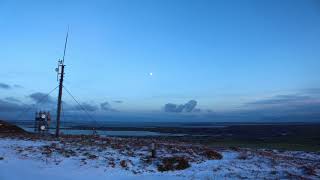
[93,124,320,152]
[5,120,320,152]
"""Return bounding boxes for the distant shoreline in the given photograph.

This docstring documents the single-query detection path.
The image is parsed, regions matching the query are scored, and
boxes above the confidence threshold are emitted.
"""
[3,120,320,151]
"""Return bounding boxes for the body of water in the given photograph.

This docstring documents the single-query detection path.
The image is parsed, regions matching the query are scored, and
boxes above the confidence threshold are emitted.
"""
[21,127,185,137]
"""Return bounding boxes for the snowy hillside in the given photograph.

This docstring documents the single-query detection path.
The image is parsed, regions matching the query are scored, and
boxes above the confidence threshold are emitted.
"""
[0,136,319,180]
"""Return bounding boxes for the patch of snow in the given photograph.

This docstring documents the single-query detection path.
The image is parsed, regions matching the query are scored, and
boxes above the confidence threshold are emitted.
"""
[0,137,319,180]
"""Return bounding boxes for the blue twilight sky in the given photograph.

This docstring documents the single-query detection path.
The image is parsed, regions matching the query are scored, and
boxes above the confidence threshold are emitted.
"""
[0,0,320,121]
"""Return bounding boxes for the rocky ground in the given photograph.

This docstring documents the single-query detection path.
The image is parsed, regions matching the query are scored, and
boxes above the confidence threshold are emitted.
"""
[0,134,320,180]
[0,120,320,179]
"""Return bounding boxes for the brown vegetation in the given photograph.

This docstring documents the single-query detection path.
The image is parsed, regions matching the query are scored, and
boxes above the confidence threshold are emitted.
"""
[0,120,28,134]
[120,160,127,168]
[157,156,190,172]
[204,150,223,160]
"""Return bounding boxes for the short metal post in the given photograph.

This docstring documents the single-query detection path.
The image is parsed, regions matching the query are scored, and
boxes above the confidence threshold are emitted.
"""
[151,142,156,158]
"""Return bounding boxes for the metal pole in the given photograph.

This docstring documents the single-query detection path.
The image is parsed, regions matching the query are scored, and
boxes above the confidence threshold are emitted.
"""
[55,29,69,137]
[55,64,64,137]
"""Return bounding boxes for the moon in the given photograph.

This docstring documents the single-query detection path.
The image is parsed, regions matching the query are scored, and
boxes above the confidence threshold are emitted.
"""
[149,72,153,76]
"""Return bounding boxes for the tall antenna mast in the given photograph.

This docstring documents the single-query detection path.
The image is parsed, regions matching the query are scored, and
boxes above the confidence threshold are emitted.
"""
[55,28,69,137]
[62,27,69,64]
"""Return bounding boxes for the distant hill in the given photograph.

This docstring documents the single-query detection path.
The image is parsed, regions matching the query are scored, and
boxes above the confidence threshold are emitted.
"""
[0,120,28,134]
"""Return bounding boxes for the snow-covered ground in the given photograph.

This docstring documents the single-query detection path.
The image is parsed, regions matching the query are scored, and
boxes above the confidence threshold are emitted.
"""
[0,136,319,180]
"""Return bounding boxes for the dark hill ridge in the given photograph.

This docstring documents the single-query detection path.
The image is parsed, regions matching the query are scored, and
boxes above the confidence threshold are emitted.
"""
[0,120,28,134]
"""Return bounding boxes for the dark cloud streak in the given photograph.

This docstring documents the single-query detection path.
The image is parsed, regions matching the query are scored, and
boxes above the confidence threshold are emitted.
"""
[0,83,10,89]
[246,95,312,106]
[0,99,26,112]
[5,97,21,103]
[164,100,198,113]
[29,92,55,104]
[113,100,123,104]
[77,103,98,112]
[100,101,116,111]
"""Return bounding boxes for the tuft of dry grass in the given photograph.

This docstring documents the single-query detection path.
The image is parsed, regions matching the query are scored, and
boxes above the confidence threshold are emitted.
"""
[237,152,248,160]
[120,160,127,168]
[157,156,190,172]
[204,150,223,160]
[301,165,316,176]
